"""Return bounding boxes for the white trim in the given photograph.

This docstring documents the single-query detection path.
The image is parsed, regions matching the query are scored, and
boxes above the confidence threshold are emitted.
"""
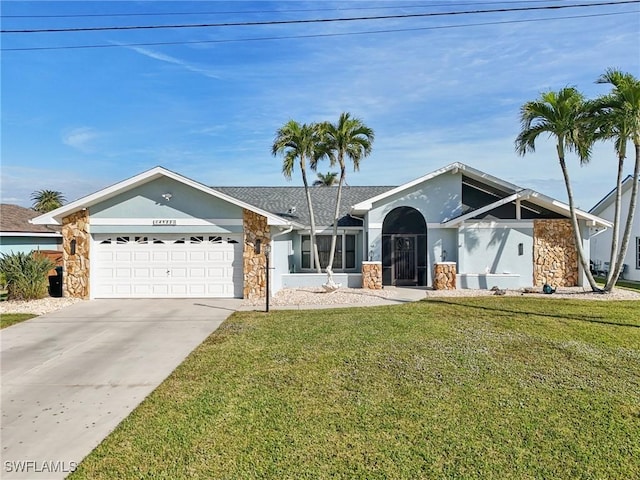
[351,162,522,212]
[350,162,612,229]
[589,175,636,214]
[442,192,524,227]
[89,218,244,226]
[461,220,535,229]
[0,232,62,237]
[31,166,290,227]
[369,222,454,230]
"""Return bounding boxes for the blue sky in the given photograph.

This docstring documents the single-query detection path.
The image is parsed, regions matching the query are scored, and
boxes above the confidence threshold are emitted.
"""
[2,1,639,211]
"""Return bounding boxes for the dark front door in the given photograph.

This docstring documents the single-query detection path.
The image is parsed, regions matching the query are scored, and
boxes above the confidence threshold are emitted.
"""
[392,235,417,286]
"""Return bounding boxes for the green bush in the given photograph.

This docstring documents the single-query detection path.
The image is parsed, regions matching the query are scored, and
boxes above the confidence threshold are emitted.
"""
[0,251,55,300]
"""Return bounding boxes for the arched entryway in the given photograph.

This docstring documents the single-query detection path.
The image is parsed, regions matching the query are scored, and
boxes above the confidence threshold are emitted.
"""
[382,207,427,286]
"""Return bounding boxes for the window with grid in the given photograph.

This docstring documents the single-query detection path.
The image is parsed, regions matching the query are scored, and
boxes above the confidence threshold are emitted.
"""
[301,234,356,270]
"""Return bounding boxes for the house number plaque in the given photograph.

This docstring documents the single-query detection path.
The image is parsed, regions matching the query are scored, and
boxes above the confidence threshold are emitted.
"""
[153,219,177,226]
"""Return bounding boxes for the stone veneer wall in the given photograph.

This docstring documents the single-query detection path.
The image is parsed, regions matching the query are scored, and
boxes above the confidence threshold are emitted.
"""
[433,262,456,290]
[243,209,271,299]
[62,209,90,298]
[533,219,578,287]
[362,262,382,289]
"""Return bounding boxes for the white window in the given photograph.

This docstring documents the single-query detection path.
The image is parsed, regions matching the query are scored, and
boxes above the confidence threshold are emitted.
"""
[301,234,356,270]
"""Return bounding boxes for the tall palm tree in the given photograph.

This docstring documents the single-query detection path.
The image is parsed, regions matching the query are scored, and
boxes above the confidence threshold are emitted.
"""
[31,190,65,213]
[313,171,339,186]
[321,113,374,271]
[271,120,324,273]
[594,69,640,291]
[515,87,601,292]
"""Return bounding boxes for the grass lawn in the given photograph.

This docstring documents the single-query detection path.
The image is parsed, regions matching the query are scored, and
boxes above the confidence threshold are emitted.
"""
[71,297,640,479]
[1,313,36,329]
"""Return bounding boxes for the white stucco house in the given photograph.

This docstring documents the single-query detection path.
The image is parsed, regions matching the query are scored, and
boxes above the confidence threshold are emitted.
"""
[589,175,640,282]
[31,162,611,299]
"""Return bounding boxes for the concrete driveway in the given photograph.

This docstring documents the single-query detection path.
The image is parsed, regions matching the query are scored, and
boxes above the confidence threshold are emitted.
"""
[1,298,241,479]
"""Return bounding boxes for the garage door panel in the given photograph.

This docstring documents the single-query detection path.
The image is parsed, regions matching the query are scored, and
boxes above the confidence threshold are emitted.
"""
[115,268,131,278]
[152,251,169,262]
[134,251,151,262]
[189,251,206,262]
[133,268,150,278]
[93,234,242,298]
[170,251,188,261]
[115,252,132,262]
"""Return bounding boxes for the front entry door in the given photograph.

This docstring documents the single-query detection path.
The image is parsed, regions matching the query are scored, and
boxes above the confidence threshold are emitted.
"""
[392,235,417,286]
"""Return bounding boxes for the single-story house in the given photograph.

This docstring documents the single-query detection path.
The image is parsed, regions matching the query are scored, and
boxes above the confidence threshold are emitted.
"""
[589,175,640,282]
[0,204,62,256]
[31,162,611,299]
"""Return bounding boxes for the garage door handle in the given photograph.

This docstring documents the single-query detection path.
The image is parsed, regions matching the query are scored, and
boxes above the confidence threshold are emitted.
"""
[166,270,170,276]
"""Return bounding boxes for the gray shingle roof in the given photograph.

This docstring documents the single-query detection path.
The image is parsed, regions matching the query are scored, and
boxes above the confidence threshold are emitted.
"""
[213,186,394,227]
[0,204,61,234]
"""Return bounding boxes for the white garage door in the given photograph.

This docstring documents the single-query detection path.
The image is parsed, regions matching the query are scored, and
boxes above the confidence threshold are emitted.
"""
[92,234,243,298]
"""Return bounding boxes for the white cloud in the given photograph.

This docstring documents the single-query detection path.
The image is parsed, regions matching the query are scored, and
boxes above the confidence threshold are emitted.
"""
[62,127,99,153]
[124,45,221,80]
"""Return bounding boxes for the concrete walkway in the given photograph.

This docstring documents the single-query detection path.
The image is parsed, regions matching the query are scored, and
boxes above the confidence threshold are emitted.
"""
[1,298,241,480]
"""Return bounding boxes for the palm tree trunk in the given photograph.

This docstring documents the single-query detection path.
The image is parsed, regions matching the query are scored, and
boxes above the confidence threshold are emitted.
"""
[557,148,601,292]
[604,155,624,291]
[301,160,322,273]
[326,158,346,271]
[607,141,640,290]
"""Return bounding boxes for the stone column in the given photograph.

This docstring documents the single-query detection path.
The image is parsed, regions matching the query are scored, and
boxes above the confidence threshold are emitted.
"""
[62,209,90,298]
[243,209,270,299]
[361,261,382,289]
[533,219,578,286]
[433,262,456,290]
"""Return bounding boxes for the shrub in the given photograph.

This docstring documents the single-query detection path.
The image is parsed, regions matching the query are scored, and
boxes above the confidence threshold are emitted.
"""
[0,251,55,300]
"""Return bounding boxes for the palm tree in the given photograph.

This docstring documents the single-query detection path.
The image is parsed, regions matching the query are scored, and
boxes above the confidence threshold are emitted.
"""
[271,120,324,273]
[594,69,640,291]
[321,113,374,271]
[515,87,601,292]
[313,171,339,186]
[31,190,65,213]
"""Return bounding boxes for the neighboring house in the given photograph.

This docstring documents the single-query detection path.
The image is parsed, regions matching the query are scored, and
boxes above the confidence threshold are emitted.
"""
[589,175,640,282]
[31,163,610,299]
[0,204,62,255]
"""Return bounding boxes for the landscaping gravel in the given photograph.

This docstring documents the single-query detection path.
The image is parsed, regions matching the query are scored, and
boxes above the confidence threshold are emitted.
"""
[243,285,640,308]
[1,285,638,317]
[0,297,83,315]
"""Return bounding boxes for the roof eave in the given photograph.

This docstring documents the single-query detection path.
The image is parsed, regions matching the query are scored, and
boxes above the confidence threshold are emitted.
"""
[31,166,291,227]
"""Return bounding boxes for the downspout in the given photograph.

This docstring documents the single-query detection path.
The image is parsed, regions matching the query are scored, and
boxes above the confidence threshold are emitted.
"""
[268,224,294,297]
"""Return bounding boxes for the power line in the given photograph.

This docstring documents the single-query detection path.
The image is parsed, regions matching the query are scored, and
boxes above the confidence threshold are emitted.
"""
[0,1,582,18]
[2,10,635,52]
[2,1,637,34]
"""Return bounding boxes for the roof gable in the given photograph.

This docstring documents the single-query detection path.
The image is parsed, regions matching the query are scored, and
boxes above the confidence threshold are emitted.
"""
[589,175,636,215]
[352,162,611,227]
[31,167,290,226]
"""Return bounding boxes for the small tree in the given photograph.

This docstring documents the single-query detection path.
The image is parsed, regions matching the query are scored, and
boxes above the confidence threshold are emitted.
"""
[515,87,601,292]
[31,190,65,213]
[272,120,326,273]
[321,113,374,272]
[0,252,55,300]
[592,69,640,291]
[313,172,339,186]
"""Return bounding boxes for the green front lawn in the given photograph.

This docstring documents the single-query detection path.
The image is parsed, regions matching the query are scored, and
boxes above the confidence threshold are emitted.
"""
[72,298,640,479]
[1,313,36,329]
